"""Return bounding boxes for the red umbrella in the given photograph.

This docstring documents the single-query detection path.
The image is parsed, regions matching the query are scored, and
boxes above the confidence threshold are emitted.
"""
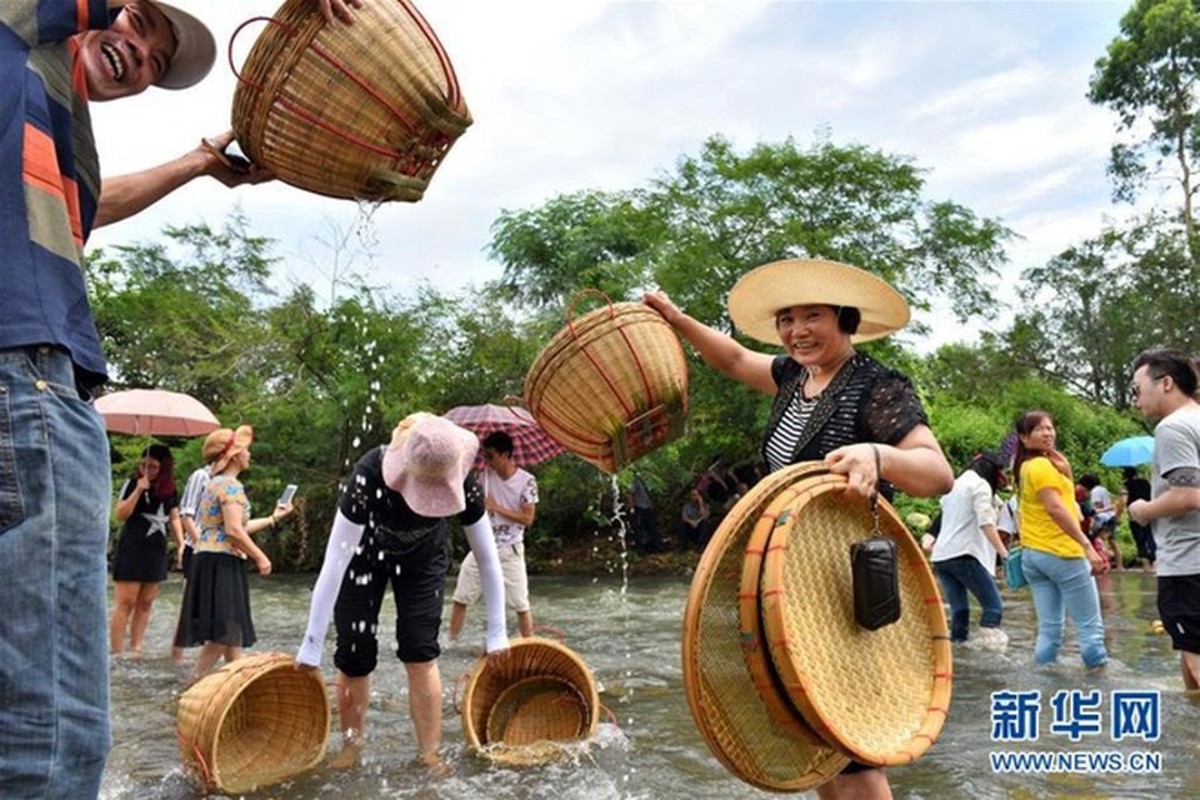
[95,389,220,437]
[443,403,566,467]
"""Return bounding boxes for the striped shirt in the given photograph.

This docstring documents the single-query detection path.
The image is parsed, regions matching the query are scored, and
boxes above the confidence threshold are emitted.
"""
[765,391,819,472]
[1,1,110,383]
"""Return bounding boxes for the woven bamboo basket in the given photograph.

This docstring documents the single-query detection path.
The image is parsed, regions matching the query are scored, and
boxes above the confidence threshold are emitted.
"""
[759,477,953,766]
[230,0,470,202]
[176,651,330,794]
[524,291,688,474]
[682,462,849,792]
[461,637,599,766]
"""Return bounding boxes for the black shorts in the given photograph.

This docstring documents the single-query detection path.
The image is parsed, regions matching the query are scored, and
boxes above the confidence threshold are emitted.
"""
[333,526,448,676]
[1157,574,1200,653]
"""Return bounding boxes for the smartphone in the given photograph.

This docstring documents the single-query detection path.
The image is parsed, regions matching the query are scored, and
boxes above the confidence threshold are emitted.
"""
[279,484,298,505]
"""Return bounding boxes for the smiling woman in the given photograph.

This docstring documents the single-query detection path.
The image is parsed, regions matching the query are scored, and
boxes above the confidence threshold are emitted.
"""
[643,257,953,798]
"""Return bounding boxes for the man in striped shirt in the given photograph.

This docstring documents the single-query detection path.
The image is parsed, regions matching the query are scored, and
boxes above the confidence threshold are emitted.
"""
[0,2,357,795]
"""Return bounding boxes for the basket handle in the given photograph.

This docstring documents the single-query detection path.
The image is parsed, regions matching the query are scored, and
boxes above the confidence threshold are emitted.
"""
[531,623,567,641]
[565,289,617,339]
[228,16,283,91]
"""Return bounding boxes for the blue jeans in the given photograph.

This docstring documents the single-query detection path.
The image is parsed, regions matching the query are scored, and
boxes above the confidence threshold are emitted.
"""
[933,555,1003,641]
[1022,547,1108,668]
[0,347,111,797]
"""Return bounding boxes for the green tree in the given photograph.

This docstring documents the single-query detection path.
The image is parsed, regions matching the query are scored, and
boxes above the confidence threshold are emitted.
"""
[1089,0,1200,252]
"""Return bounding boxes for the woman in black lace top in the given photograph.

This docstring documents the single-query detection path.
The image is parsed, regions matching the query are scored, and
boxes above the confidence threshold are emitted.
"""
[644,257,953,800]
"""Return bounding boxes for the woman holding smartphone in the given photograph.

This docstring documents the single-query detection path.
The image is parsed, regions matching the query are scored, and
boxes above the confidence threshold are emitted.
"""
[177,425,295,677]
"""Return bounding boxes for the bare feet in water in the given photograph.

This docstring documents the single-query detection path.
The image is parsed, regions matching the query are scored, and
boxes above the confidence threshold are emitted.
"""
[329,741,361,770]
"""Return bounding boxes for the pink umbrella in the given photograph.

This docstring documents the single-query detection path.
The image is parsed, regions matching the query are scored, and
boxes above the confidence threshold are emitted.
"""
[443,403,566,467]
[95,389,220,437]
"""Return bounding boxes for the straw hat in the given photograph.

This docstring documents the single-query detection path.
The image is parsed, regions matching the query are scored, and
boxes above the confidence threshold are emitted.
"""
[382,413,479,517]
[202,425,254,473]
[727,259,910,345]
[150,2,217,90]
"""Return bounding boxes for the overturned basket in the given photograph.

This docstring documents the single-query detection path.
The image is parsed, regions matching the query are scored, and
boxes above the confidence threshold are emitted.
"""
[461,637,599,766]
[177,652,330,794]
[230,0,470,202]
[525,291,688,474]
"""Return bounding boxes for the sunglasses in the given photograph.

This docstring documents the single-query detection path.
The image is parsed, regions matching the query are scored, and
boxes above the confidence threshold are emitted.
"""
[1131,374,1167,399]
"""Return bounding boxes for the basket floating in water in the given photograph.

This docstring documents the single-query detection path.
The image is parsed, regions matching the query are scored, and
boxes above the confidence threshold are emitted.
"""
[176,651,330,794]
[461,637,599,766]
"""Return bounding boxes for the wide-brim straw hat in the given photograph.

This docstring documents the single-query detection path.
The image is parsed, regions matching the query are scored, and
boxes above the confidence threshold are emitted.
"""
[727,258,910,345]
[202,425,254,473]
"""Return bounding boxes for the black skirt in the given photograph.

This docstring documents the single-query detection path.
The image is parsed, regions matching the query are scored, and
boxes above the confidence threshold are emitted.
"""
[176,551,256,648]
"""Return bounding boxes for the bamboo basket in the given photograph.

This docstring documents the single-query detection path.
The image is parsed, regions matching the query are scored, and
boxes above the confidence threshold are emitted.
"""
[230,0,470,202]
[176,652,330,794]
[759,477,953,766]
[681,463,849,792]
[524,291,688,474]
[461,637,599,766]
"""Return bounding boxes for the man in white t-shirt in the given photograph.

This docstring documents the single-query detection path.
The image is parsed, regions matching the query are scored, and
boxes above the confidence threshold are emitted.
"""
[449,431,539,639]
[1128,348,1200,691]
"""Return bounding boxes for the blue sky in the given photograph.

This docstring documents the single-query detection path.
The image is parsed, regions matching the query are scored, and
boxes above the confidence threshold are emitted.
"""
[88,1,1136,349]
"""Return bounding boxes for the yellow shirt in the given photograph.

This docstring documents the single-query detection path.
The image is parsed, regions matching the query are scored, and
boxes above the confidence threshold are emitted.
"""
[1019,456,1084,559]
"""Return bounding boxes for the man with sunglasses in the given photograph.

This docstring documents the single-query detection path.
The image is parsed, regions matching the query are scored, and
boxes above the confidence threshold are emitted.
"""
[0,2,359,795]
[1127,348,1200,691]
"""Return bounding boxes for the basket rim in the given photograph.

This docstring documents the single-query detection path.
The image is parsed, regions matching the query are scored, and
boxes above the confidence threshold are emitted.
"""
[759,481,953,766]
[738,470,844,747]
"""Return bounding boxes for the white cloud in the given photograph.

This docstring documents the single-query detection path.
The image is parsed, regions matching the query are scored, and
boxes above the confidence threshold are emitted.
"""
[86,0,1134,338]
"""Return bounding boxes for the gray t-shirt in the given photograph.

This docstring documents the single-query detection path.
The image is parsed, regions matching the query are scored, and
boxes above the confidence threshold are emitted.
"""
[1151,405,1200,576]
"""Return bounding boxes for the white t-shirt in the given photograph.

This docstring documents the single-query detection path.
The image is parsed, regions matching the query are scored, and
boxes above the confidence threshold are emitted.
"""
[932,470,998,571]
[1090,484,1116,527]
[484,466,539,546]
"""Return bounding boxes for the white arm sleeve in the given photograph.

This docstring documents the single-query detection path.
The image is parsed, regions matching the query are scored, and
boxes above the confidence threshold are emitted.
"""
[463,515,510,654]
[296,510,365,667]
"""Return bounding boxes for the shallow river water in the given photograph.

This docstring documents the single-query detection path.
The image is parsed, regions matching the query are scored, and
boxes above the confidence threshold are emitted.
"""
[100,569,1200,799]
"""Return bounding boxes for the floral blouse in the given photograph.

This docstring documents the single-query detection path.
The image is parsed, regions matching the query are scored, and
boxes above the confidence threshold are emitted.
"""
[195,474,250,555]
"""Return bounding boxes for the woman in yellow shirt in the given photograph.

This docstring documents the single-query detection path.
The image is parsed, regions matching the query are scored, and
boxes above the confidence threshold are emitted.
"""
[1014,410,1108,670]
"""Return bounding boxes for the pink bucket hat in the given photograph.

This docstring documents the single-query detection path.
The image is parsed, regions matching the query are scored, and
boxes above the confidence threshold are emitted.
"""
[382,413,479,517]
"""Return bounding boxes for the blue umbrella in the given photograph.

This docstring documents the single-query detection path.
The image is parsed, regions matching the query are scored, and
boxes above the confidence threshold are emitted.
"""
[1099,435,1155,467]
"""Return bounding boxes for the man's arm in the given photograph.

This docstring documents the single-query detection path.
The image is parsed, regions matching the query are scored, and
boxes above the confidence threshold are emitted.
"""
[1129,468,1200,524]
[96,132,271,227]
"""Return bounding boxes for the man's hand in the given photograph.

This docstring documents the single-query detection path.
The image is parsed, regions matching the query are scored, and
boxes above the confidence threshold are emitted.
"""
[1128,498,1151,526]
[198,132,273,188]
[319,0,364,25]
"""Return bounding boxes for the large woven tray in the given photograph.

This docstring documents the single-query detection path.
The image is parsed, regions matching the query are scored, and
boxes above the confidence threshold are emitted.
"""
[738,468,844,747]
[682,462,849,792]
[759,478,952,766]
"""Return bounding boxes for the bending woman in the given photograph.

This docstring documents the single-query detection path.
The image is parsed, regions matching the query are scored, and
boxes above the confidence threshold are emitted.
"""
[645,258,954,800]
